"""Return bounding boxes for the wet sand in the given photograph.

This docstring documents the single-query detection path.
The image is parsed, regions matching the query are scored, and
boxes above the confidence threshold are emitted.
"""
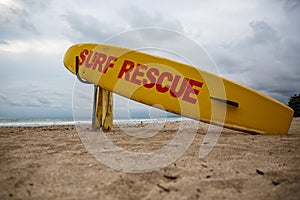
[0,118,299,199]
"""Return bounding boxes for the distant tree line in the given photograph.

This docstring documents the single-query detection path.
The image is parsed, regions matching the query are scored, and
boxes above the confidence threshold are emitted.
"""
[288,94,300,117]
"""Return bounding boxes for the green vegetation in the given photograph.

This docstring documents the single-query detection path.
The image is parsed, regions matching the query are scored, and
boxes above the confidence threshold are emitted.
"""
[288,94,300,117]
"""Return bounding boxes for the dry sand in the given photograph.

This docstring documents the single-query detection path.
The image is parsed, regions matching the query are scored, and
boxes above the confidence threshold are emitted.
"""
[0,118,299,200]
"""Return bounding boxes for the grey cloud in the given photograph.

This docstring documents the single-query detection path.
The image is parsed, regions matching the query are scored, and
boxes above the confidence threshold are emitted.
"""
[2,0,299,118]
[0,40,9,45]
[0,2,39,40]
[113,6,184,46]
[277,37,300,67]
[283,0,300,11]
[0,90,62,109]
[0,48,74,117]
[0,94,10,104]
[211,46,250,74]
[0,93,39,107]
[208,19,300,103]
[122,6,183,32]
[248,21,279,44]
[61,6,184,43]
[61,10,121,42]
[18,0,52,12]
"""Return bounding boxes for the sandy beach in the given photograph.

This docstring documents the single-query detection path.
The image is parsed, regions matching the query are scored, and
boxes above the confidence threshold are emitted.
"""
[0,118,299,200]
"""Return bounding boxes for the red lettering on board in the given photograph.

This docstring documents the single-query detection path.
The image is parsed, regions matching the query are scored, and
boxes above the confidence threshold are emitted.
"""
[103,56,117,73]
[79,49,89,65]
[156,72,173,93]
[143,68,159,88]
[170,76,189,98]
[131,64,147,85]
[77,49,204,104]
[84,50,95,68]
[92,52,107,71]
[182,79,203,104]
[117,60,134,81]
[117,59,204,104]
[78,49,116,74]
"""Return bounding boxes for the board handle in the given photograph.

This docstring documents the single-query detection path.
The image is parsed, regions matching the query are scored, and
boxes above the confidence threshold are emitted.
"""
[75,56,93,84]
[210,97,239,107]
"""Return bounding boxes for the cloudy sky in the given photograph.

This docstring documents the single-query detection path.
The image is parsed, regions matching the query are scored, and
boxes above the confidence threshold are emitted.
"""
[0,0,299,118]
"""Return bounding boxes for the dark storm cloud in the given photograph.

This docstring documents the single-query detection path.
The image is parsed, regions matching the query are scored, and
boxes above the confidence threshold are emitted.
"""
[61,3,299,104]
[210,19,300,103]
[248,21,279,44]
[246,20,300,101]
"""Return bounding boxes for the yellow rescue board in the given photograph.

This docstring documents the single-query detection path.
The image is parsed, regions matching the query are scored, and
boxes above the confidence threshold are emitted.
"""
[63,43,294,134]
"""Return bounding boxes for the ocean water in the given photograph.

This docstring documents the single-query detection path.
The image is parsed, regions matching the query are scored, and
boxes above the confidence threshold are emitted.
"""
[0,117,76,127]
[0,117,191,127]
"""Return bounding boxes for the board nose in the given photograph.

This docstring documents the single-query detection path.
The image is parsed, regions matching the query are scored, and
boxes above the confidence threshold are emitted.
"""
[63,45,78,75]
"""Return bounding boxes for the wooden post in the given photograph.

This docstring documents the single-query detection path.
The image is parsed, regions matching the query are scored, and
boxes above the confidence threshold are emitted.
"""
[92,85,99,131]
[92,86,113,131]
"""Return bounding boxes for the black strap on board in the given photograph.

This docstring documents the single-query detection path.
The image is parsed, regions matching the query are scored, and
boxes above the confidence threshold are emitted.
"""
[75,56,92,84]
[210,96,239,108]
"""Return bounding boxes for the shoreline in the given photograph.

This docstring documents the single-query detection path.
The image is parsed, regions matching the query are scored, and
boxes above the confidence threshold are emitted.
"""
[0,117,190,127]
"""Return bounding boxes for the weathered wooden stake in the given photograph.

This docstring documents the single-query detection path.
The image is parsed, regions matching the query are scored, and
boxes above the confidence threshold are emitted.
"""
[92,86,113,131]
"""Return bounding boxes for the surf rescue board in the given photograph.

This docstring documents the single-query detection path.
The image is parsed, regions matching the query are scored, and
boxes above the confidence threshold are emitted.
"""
[63,43,294,135]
